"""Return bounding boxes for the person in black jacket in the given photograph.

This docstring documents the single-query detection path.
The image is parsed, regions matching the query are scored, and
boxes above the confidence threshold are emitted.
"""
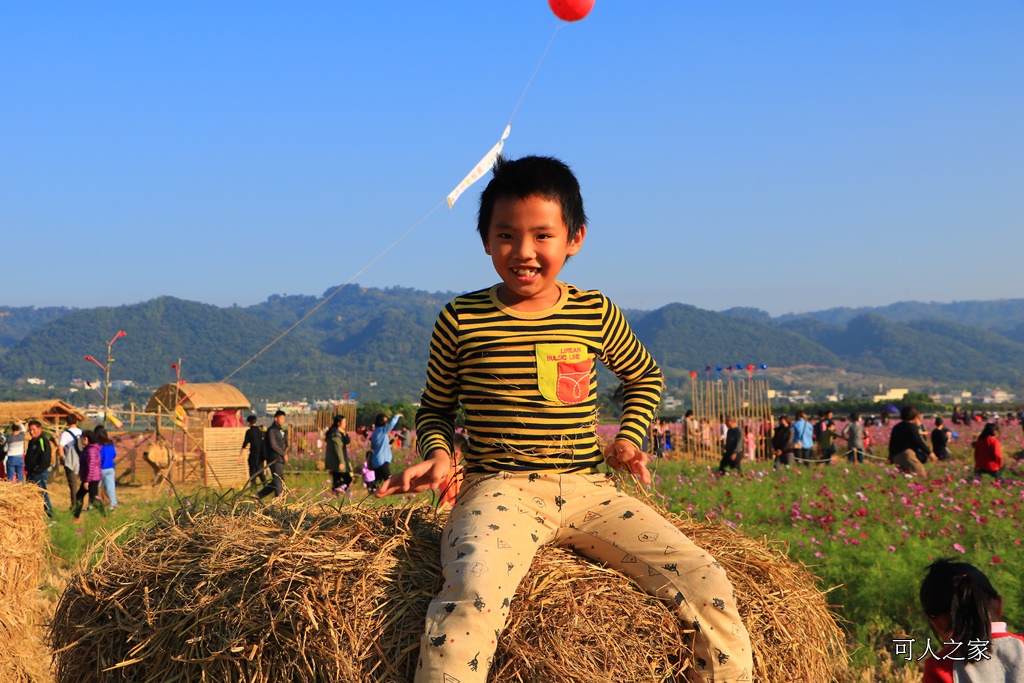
[257,411,288,499]
[324,414,353,495]
[718,416,743,475]
[238,415,267,486]
[771,415,793,469]
[24,420,54,519]
[889,406,934,476]
[930,417,952,461]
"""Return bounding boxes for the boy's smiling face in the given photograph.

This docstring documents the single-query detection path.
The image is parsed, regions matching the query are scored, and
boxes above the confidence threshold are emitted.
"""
[484,194,585,311]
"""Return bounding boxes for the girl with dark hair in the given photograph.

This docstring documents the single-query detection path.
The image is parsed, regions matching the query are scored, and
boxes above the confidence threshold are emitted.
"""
[974,423,1003,480]
[920,559,1023,682]
[93,425,118,508]
[73,430,106,521]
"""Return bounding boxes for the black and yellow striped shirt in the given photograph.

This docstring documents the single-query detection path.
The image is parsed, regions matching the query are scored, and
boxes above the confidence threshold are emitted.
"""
[416,282,663,474]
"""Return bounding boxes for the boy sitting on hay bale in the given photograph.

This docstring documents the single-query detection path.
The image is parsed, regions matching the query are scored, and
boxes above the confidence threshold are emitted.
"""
[378,156,753,683]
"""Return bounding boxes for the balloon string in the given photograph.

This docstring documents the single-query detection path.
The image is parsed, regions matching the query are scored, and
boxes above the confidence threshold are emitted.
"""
[222,24,563,384]
[506,23,562,128]
[220,200,446,383]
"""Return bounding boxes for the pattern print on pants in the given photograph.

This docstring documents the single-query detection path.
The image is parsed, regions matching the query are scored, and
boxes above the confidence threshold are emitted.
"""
[414,471,753,683]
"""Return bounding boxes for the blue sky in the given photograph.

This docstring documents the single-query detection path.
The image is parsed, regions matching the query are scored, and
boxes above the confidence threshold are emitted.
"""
[2,1,1021,315]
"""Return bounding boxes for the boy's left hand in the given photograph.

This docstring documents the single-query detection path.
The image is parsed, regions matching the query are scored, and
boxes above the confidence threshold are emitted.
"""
[604,439,651,485]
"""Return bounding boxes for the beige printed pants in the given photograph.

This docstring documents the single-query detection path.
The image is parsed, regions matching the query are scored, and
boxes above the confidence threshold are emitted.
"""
[414,470,753,683]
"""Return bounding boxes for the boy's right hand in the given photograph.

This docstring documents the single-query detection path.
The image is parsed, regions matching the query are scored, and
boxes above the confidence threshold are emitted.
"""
[375,449,452,497]
[604,439,652,485]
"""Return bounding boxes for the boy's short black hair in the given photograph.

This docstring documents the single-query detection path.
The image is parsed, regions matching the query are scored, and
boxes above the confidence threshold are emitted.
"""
[247,415,258,425]
[477,155,587,243]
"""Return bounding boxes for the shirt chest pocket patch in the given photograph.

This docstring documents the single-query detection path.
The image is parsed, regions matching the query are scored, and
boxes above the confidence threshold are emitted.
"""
[535,343,594,404]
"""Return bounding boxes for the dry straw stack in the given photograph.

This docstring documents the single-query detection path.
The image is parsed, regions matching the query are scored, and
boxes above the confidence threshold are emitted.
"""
[0,481,53,683]
[51,495,845,682]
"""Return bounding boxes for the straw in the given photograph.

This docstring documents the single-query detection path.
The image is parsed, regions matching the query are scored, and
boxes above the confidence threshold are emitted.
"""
[50,494,845,682]
[0,481,54,683]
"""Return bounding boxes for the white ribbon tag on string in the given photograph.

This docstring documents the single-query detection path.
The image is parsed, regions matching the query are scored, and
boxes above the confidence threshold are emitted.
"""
[446,125,511,209]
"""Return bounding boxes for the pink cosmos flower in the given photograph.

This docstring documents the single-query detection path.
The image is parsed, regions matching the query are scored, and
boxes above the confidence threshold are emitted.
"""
[953,543,966,554]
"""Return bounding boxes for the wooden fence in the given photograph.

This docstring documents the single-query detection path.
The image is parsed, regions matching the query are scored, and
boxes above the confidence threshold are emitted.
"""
[653,376,774,463]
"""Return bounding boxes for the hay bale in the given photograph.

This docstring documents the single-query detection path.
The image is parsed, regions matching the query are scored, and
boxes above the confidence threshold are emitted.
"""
[50,498,845,682]
[0,481,53,683]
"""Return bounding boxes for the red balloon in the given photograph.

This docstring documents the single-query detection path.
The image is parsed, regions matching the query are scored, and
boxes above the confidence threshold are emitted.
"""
[548,0,594,22]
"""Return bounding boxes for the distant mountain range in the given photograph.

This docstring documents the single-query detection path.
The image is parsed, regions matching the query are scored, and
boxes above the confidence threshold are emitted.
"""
[774,300,1024,332]
[2,291,1023,402]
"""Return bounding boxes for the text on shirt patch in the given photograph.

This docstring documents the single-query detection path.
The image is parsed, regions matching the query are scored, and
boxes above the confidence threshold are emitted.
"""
[535,343,594,404]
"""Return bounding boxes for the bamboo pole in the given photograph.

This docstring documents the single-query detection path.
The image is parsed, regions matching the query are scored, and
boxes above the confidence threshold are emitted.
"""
[698,379,705,461]
[755,378,763,461]
[763,379,769,460]
[717,378,723,460]
[703,379,709,461]
[696,379,705,462]
[697,379,704,462]
[707,380,715,462]
[753,376,761,462]
[716,379,724,456]
[711,378,717,459]
[756,377,764,461]
[755,378,764,461]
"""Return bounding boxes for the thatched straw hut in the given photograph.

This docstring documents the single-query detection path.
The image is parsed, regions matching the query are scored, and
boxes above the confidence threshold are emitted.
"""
[143,383,251,487]
[51,499,846,682]
[144,382,250,419]
[0,481,53,683]
[0,400,84,427]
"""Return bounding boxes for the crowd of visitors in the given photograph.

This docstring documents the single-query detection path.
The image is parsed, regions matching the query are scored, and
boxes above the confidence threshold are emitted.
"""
[0,401,1017,522]
[0,415,119,524]
[641,404,1020,481]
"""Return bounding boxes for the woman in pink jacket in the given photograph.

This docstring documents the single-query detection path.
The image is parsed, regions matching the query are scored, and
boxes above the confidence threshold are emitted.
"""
[973,423,1003,480]
[74,430,105,521]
